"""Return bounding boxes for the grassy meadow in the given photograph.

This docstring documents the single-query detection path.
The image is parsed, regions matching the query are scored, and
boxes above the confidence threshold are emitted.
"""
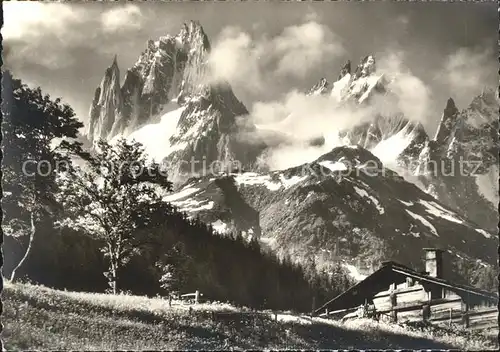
[2,281,498,350]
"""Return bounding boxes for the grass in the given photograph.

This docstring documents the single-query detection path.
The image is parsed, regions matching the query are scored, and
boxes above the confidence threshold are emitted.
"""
[2,281,498,350]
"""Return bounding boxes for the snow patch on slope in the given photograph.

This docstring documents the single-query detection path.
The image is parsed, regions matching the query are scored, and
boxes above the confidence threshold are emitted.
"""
[319,160,348,172]
[370,123,415,166]
[405,209,439,237]
[330,73,351,101]
[279,174,308,189]
[212,220,229,234]
[179,200,214,212]
[418,200,464,224]
[474,228,492,239]
[127,106,187,162]
[164,186,199,202]
[343,263,368,282]
[357,75,383,103]
[353,186,385,214]
[234,172,282,191]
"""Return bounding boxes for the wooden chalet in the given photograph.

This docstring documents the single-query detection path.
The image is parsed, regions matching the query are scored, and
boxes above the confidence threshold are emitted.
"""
[315,248,498,330]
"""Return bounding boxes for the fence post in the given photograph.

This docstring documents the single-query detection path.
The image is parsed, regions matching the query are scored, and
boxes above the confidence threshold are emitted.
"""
[422,304,430,322]
[461,300,469,328]
[390,292,397,323]
[311,296,316,317]
[195,290,200,304]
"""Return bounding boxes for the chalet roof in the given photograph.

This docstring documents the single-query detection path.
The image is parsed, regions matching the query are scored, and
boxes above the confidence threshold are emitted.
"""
[315,261,498,314]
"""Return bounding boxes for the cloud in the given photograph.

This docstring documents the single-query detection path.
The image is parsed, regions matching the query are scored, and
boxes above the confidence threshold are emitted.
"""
[437,47,495,105]
[274,21,345,78]
[3,3,146,70]
[2,2,82,41]
[207,27,265,91]
[245,91,375,169]
[2,2,92,69]
[376,52,432,123]
[101,4,144,33]
[207,20,345,93]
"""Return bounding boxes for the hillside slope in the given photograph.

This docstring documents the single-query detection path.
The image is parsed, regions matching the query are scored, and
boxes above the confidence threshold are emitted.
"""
[3,282,497,350]
[164,145,496,279]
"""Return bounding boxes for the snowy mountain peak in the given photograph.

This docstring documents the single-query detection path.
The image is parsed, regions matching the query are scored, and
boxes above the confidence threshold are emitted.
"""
[337,60,351,80]
[307,77,330,96]
[87,21,216,144]
[104,55,120,80]
[177,20,211,51]
[86,21,264,182]
[353,55,376,79]
[86,55,122,142]
[434,97,459,143]
[317,145,384,173]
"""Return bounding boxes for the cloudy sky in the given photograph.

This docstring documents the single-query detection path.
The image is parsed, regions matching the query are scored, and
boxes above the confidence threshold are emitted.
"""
[3,1,497,135]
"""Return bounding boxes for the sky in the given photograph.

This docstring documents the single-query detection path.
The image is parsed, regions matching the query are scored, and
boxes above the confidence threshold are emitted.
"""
[3,1,498,136]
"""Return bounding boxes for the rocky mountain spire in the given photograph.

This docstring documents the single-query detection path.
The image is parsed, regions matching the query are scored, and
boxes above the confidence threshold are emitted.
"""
[87,22,214,143]
[337,60,351,80]
[353,55,376,79]
[433,97,459,143]
[307,77,329,96]
[87,56,122,143]
[86,21,263,182]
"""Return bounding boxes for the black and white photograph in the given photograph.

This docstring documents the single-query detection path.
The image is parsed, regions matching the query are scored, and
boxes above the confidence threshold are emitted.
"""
[1,0,498,350]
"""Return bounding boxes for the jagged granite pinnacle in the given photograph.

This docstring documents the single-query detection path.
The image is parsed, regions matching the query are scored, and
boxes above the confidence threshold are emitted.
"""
[338,60,351,80]
[86,21,263,182]
[87,22,213,143]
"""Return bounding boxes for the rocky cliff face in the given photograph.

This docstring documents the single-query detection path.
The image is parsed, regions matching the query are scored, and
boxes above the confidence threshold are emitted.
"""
[87,21,212,142]
[410,89,499,232]
[87,56,122,144]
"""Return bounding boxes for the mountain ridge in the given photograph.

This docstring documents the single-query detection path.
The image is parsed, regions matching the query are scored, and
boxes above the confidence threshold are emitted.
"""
[83,21,498,283]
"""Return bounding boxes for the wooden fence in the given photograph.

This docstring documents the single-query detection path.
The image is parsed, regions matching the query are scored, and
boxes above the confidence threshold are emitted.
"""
[323,297,498,331]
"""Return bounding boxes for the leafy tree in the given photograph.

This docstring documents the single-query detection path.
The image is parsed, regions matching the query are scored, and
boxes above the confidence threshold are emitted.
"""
[1,72,84,281]
[57,138,173,294]
[156,241,192,295]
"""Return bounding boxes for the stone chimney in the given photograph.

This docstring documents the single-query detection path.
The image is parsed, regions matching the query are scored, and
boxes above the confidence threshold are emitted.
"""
[423,248,444,278]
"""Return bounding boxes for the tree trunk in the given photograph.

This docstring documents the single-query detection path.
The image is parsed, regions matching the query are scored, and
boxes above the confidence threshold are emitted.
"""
[11,212,36,282]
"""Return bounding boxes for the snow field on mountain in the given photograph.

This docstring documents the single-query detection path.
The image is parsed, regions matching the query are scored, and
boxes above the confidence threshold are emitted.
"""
[163,186,200,202]
[369,122,417,166]
[127,106,187,162]
[342,263,368,281]
[352,186,385,215]
[319,160,348,172]
[279,174,308,189]
[174,198,214,212]
[405,209,439,237]
[418,200,464,224]
[474,228,492,239]
[234,172,282,191]
[212,219,228,234]
[330,72,351,101]
[357,75,384,103]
